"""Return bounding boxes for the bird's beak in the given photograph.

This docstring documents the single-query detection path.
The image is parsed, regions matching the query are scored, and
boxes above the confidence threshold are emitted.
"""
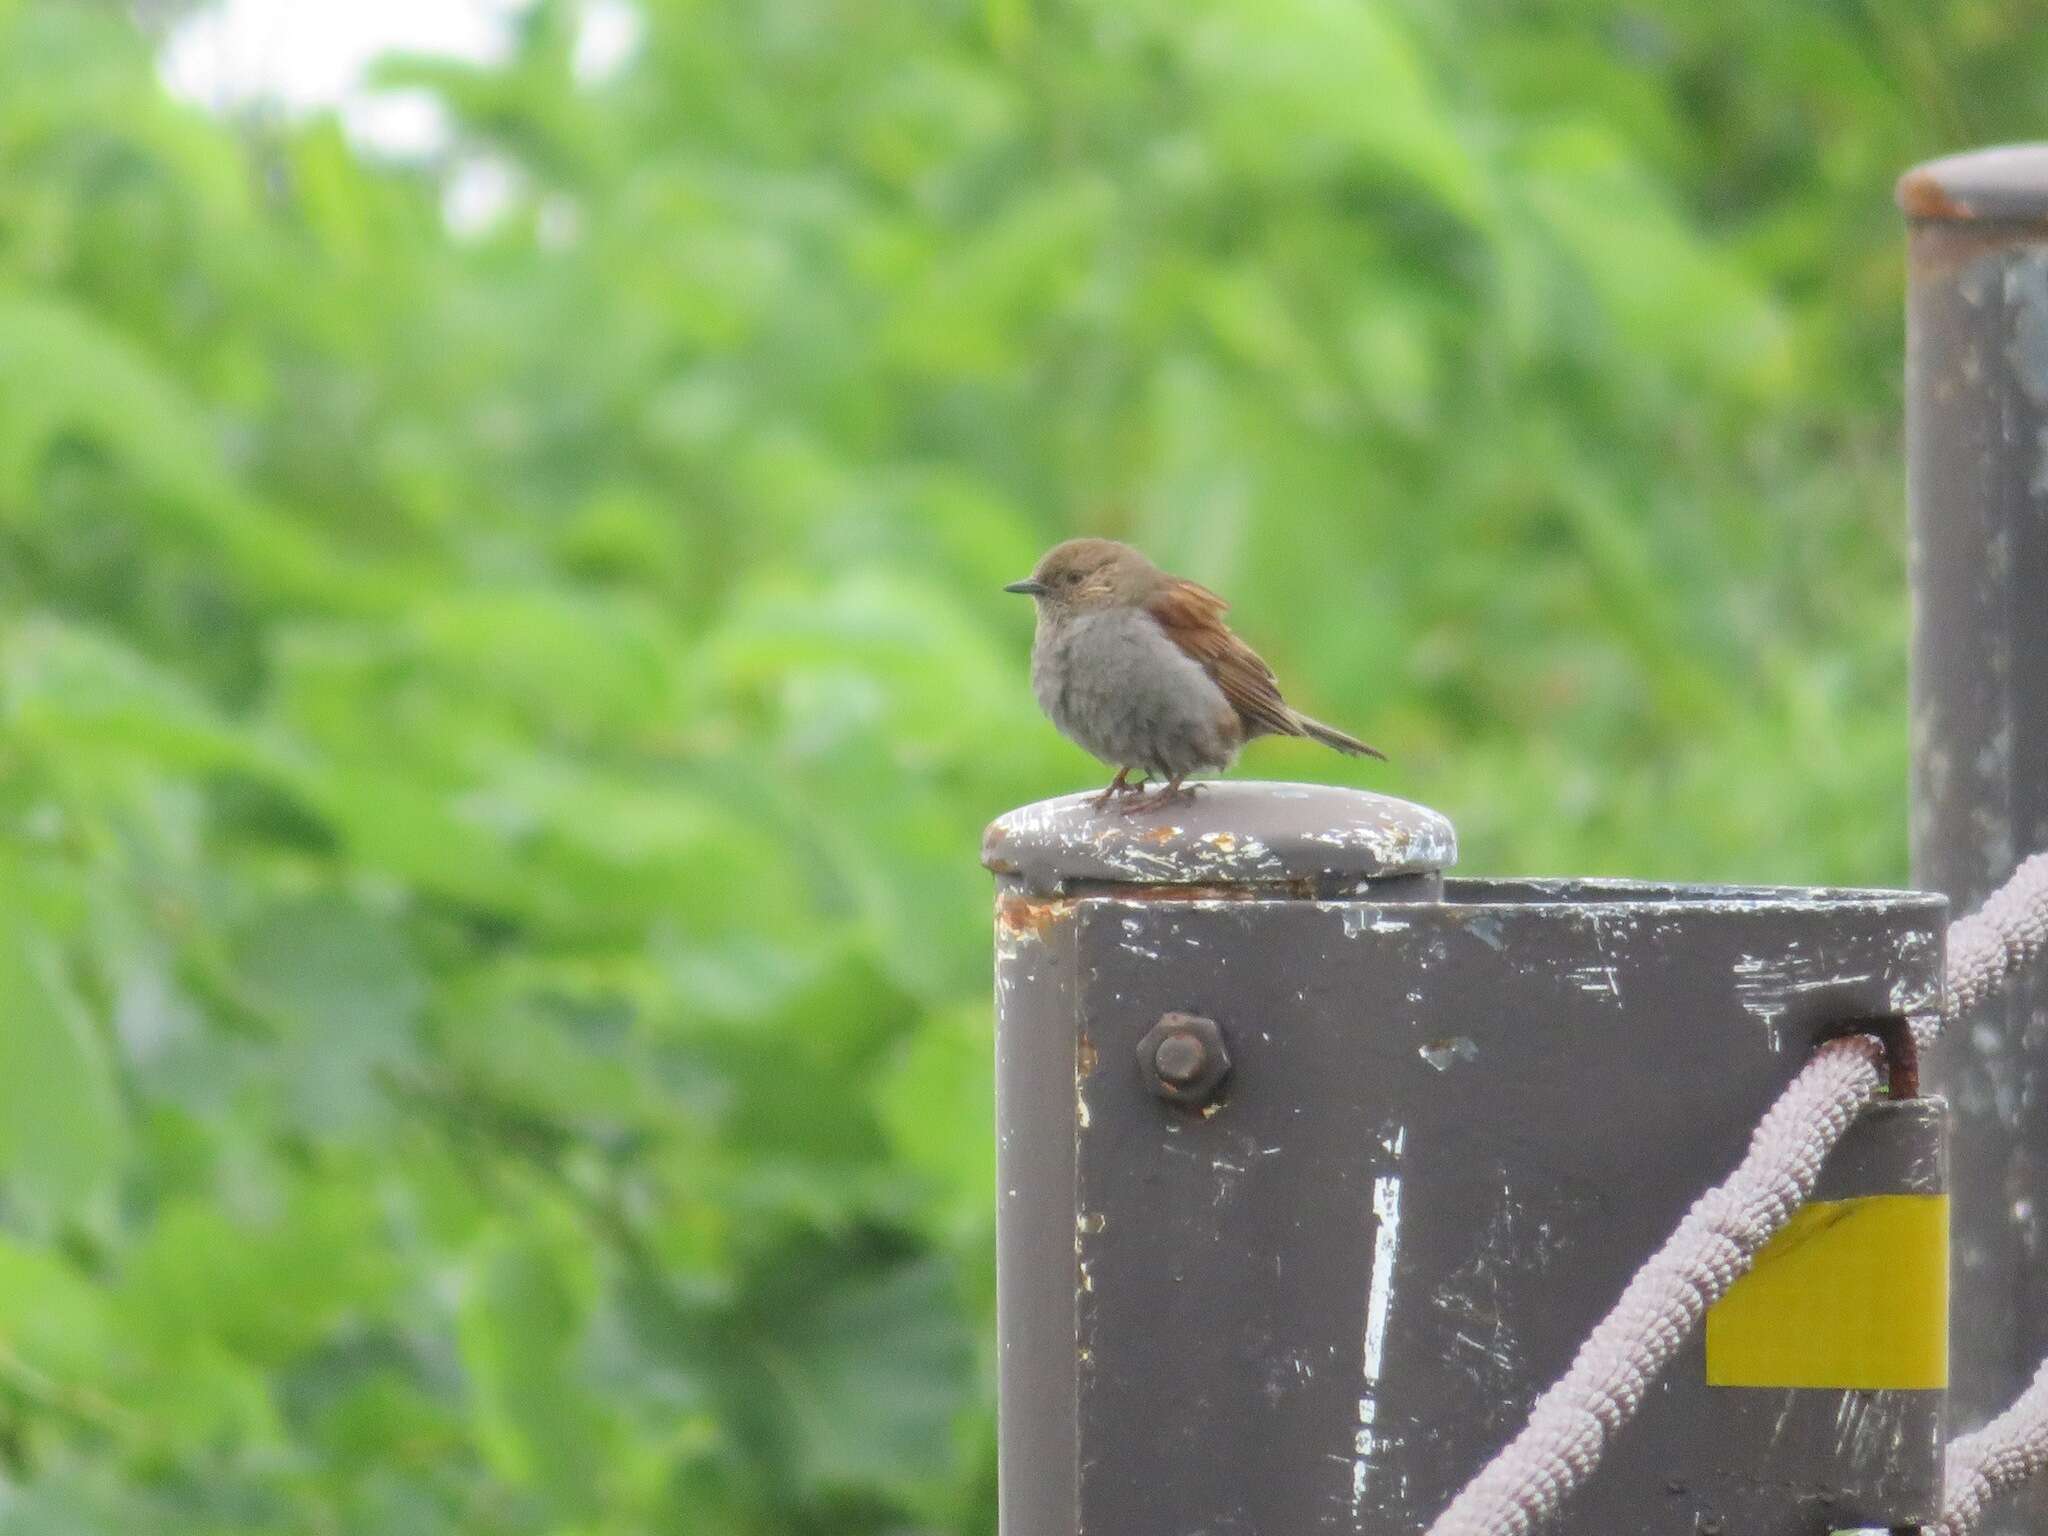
[1004,578,1048,596]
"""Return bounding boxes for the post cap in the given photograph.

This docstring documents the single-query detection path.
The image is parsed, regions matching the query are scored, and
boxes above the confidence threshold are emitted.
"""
[1898,144,2048,223]
[982,780,1456,895]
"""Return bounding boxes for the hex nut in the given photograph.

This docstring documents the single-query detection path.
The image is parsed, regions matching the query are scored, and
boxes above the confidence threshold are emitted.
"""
[1137,1013,1232,1107]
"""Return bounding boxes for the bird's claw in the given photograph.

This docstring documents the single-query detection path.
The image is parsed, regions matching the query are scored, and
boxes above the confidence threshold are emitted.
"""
[1115,780,1202,816]
[1090,774,1144,811]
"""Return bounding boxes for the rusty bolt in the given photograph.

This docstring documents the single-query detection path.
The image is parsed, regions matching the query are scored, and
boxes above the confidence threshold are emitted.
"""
[1154,1031,1208,1085]
[1137,1012,1231,1107]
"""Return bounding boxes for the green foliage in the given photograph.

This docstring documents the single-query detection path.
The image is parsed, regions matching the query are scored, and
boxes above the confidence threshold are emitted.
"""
[0,0,2042,1529]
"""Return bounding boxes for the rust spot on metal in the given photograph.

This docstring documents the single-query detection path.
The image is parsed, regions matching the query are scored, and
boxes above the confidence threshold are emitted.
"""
[1897,167,1971,222]
[1078,881,1238,902]
[1873,1015,1921,1101]
[1077,1034,1098,1076]
[1153,1030,1209,1086]
[998,893,1074,939]
[1815,1013,1921,1100]
[1898,147,2048,230]
[1079,878,1318,902]
[1137,1013,1232,1108]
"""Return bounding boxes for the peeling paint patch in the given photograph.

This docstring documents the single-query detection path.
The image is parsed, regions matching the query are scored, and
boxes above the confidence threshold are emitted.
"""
[1567,963,1622,1002]
[1352,1126,1406,1520]
[1339,907,1412,939]
[980,780,1456,894]
[1419,1036,1479,1072]
[1463,913,1508,951]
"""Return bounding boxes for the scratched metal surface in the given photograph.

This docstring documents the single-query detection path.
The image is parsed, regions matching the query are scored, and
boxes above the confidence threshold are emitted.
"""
[983,781,1455,899]
[993,884,1083,1536]
[1009,880,1945,1536]
[989,785,1459,1536]
[1903,144,2048,1536]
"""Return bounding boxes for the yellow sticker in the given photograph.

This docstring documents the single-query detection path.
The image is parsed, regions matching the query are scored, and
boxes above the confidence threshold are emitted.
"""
[1705,1194,1948,1391]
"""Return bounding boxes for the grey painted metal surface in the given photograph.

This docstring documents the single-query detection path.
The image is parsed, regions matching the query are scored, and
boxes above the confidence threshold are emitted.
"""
[1902,143,2048,1533]
[983,781,1455,898]
[987,788,1948,1536]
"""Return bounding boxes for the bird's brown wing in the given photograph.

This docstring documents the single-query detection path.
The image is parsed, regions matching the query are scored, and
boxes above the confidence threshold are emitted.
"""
[1145,579,1299,739]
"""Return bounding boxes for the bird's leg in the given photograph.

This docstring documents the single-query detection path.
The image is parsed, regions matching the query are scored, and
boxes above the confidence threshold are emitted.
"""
[1119,773,1201,815]
[1090,767,1136,811]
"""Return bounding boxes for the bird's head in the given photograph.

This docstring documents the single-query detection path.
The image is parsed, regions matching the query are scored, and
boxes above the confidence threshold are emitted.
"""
[1004,538,1159,615]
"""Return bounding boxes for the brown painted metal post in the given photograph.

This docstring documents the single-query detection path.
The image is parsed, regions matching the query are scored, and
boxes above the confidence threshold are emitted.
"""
[1901,144,2048,1536]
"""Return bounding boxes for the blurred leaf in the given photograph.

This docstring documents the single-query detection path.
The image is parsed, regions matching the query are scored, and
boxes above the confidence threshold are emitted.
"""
[1171,0,1490,222]
[874,1004,996,1240]
[233,893,424,1137]
[764,1258,975,1496]
[458,1224,611,1512]
[1517,123,1797,397]
[0,886,122,1225]
[0,1229,114,1383]
[4,617,277,778]
[0,292,386,609]
[122,1183,398,1367]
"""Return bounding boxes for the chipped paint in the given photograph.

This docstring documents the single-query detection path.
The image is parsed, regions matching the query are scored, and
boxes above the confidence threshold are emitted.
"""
[981,780,1456,896]
[992,779,1951,1534]
[1352,1125,1407,1519]
[1074,1029,1096,1133]
[1463,913,1508,950]
[997,892,1074,946]
[1567,962,1623,1002]
[1339,906,1414,938]
[1897,165,1973,221]
[1906,154,2048,1464]
[1419,1035,1479,1072]
[1431,1172,1537,1434]
[1100,879,1316,902]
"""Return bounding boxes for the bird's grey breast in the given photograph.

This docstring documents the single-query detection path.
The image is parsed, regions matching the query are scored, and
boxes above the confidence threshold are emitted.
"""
[1031,607,1238,775]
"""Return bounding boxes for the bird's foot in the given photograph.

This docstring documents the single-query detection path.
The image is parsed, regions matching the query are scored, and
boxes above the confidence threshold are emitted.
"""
[1116,778,1202,816]
[1090,770,1143,811]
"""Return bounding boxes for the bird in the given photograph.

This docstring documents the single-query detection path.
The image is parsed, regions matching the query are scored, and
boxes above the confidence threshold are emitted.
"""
[1004,538,1384,811]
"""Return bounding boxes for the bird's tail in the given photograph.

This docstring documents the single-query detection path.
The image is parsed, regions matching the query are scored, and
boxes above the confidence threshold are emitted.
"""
[1290,710,1388,761]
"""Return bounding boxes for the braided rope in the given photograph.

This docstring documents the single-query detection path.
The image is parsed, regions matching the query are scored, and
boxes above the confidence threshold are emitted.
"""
[1944,852,2048,1020]
[1426,849,2048,1536]
[1941,1355,2048,1536]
